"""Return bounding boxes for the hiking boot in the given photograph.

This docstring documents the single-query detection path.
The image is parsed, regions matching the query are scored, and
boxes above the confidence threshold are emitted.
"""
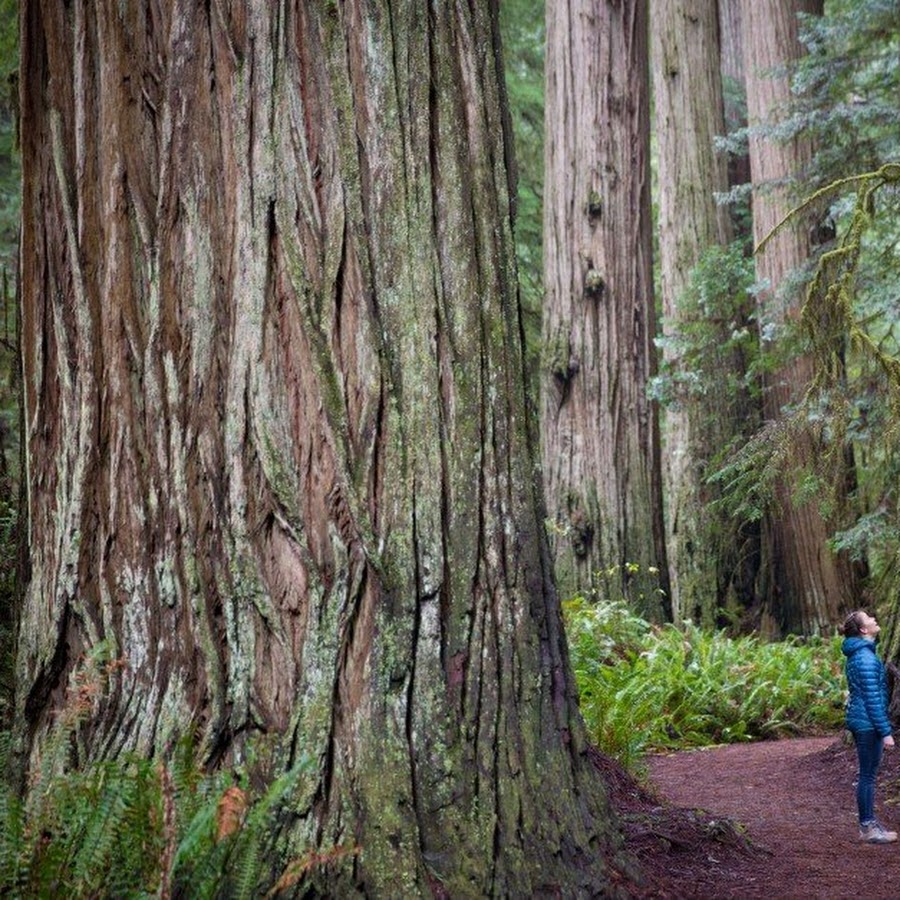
[860,822,898,843]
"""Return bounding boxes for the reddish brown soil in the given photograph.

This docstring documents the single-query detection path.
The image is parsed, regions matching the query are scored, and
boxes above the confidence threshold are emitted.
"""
[606,733,900,898]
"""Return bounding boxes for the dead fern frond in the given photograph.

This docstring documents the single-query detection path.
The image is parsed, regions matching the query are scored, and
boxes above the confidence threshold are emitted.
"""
[215,785,247,842]
[267,844,360,898]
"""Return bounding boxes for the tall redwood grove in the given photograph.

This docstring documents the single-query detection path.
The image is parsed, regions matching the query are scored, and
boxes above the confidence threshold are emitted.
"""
[15,1,630,893]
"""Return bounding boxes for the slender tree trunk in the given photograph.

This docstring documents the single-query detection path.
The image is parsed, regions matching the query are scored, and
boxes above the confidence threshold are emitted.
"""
[742,0,858,634]
[718,0,744,92]
[542,0,669,616]
[652,0,759,626]
[719,0,753,228]
[16,2,630,893]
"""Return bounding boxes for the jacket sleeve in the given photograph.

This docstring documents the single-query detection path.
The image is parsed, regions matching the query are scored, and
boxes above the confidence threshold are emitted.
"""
[859,653,893,737]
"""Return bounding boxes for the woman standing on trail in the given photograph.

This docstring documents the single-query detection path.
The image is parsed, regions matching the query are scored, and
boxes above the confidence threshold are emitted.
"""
[842,610,897,843]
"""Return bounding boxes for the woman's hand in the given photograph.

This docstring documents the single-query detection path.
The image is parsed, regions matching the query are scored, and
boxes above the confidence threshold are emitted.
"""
[884,735,896,749]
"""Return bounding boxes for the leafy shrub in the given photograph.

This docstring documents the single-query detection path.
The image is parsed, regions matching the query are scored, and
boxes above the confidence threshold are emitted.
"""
[564,599,846,773]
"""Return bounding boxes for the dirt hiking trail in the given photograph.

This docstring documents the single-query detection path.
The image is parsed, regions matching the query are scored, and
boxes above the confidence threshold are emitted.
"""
[617,734,900,898]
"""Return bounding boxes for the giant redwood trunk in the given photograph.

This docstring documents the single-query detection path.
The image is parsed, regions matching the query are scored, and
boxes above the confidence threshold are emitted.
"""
[542,0,669,615]
[652,0,760,626]
[743,0,859,633]
[17,2,629,893]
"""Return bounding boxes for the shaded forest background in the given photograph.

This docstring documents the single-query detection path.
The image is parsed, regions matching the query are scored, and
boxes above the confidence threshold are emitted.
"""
[501,0,900,644]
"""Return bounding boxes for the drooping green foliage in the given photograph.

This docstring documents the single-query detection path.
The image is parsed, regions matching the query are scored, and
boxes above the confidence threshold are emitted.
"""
[706,1,900,633]
[795,0,900,187]
[788,163,900,655]
[713,163,900,562]
[652,242,759,429]
[790,0,900,458]
[564,598,846,774]
[718,1,899,195]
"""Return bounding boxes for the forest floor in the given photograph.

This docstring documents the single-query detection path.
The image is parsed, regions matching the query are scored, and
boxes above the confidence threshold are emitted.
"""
[605,732,900,898]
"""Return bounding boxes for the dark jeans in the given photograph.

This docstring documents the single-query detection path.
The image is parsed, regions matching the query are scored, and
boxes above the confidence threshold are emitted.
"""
[852,729,885,825]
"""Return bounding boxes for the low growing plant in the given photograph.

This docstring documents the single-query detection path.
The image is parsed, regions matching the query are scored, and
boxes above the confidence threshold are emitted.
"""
[0,650,348,898]
[0,730,333,899]
[564,598,846,773]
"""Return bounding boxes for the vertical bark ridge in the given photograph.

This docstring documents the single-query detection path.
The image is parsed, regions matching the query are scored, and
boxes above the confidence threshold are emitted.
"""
[651,0,761,628]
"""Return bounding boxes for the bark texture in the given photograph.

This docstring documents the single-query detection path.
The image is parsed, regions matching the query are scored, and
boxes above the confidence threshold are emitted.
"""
[652,0,759,626]
[17,1,628,893]
[542,0,669,615]
[742,0,858,634]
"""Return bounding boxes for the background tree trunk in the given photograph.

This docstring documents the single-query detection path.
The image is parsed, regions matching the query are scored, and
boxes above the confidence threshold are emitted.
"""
[718,0,753,233]
[742,0,859,634]
[542,0,670,616]
[652,0,760,627]
[718,0,744,87]
[16,2,628,893]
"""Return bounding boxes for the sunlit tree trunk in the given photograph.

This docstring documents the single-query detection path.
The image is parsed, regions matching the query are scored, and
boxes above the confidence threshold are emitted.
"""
[743,0,859,634]
[542,0,669,616]
[16,1,629,893]
[652,0,760,627]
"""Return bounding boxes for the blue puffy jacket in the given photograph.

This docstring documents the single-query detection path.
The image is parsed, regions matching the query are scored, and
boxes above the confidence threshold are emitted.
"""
[843,636,892,737]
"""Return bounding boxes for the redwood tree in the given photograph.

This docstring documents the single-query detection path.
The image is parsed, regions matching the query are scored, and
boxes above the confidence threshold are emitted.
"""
[743,0,859,633]
[652,0,760,626]
[718,0,744,88]
[16,2,628,893]
[542,0,669,614]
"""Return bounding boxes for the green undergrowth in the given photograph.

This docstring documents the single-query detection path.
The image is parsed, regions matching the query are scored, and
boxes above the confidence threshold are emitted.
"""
[564,597,845,773]
[0,645,359,897]
[0,727,344,899]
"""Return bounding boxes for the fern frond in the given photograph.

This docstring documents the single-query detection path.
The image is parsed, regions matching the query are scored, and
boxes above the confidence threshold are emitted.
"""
[171,781,227,900]
[0,786,24,895]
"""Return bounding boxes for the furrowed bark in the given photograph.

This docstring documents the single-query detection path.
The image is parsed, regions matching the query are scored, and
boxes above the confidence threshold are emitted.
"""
[17,1,630,893]
[652,0,761,627]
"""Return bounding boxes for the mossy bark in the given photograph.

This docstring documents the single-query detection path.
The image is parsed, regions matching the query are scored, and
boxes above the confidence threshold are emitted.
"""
[541,0,669,617]
[17,1,631,894]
